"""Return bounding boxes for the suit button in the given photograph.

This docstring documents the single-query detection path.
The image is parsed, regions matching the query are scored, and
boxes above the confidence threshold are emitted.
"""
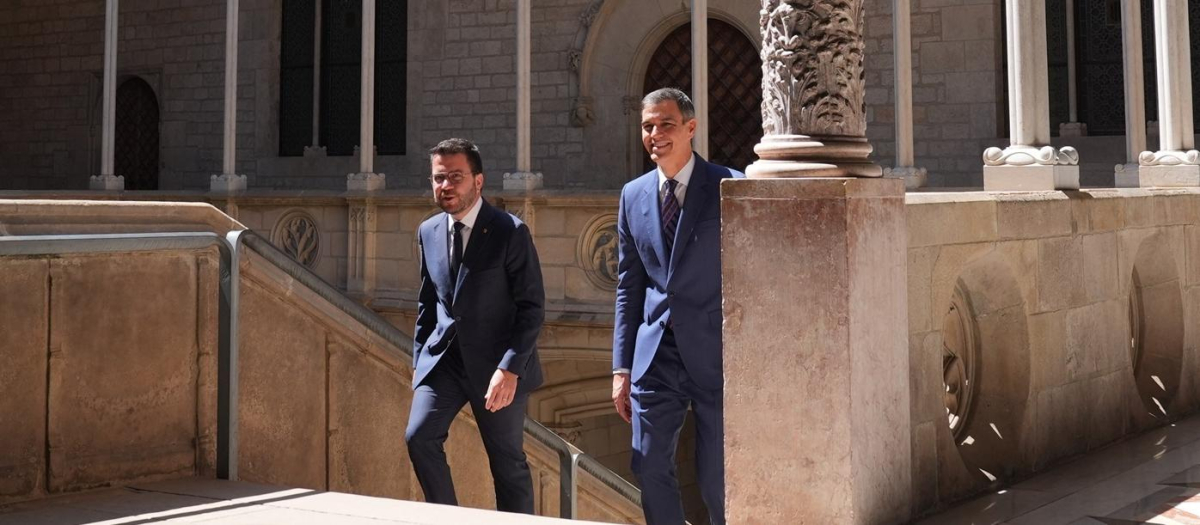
[455,316,462,322]
[668,291,676,298]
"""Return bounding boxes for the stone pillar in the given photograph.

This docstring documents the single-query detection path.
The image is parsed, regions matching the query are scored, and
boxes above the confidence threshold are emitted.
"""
[1116,0,1148,186]
[347,202,377,301]
[882,0,926,190]
[724,2,910,523]
[1137,0,1200,186]
[1059,0,1087,136]
[691,0,709,159]
[504,0,543,191]
[90,0,124,191]
[211,0,246,192]
[348,0,384,191]
[983,0,1078,190]
[305,3,325,157]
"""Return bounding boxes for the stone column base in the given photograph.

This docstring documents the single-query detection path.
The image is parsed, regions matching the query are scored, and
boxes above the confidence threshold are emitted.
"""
[347,172,386,192]
[89,174,125,191]
[983,164,1080,191]
[883,166,927,190]
[503,171,544,191]
[1059,122,1088,137]
[721,177,911,524]
[210,174,247,192]
[1120,164,1200,187]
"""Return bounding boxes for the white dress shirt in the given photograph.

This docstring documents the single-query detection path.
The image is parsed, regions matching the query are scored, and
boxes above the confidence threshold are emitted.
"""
[657,154,695,206]
[448,196,484,260]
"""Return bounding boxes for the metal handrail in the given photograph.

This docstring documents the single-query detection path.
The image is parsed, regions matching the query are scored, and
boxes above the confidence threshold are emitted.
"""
[0,230,641,519]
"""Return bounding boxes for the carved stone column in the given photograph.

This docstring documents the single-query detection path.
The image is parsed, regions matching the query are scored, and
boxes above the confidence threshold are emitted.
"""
[211,0,247,192]
[1116,0,1148,186]
[723,2,910,523]
[691,0,709,159]
[883,0,927,189]
[1137,0,1200,186]
[90,0,123,191]
[347,201,378,301]
[1059,0,1086,136]
[506,0,543,191]
[745,0,881,178]
[983,0,1079,191]
[347,0,384,191]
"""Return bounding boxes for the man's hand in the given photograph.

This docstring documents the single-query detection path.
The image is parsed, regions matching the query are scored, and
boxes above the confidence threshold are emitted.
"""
[484,369,519,412]
[612,373,632,423]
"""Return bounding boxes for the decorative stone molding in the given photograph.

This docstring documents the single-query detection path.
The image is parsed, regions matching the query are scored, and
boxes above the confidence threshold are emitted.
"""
[503,171,544,191]
[271,210,321,268]
[1059,122,1088,137]
[209,173,247,192]
[883,166,927,190]
[577,214,619,291]
[89,174,125,191]
[747,0,880,178]
[982,145,1079,167]
[759,0,867,138]
[941,283,977,440]
[347,172,386,191]
[1138,149,1200,166]
[302,145,327,157]
[621,95,641,115]
[571,97,595,127]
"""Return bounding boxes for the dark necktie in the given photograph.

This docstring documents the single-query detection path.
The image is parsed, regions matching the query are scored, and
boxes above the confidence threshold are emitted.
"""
[451,221,465,284]
[662,179,680,257]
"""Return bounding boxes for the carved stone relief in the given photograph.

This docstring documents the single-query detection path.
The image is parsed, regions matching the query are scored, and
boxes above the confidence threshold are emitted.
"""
[759,0,867,138]
[942,283,977,440]
[272,210,321,268]
[578,214,619,291]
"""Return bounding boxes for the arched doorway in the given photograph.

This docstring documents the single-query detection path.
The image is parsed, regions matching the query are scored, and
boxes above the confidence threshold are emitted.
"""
[115,77,160,190]
[642,19,762,173]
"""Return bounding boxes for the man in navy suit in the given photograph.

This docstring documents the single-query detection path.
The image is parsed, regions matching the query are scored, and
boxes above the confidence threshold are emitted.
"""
[405,138,545,514]
[612,88,741,525]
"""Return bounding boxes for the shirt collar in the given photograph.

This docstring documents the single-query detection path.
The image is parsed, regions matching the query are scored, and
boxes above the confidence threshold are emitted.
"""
[449,196,484,230]
[657,154,696,190]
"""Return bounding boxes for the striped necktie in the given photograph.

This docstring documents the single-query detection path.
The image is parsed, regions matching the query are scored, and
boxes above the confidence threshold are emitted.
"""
[662,179,680,258]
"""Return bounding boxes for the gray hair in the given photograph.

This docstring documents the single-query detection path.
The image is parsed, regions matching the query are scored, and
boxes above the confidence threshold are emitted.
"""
[641,88,696,121]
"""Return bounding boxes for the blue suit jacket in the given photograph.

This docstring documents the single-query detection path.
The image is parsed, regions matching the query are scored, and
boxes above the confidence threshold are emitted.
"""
[613,154,742,390]
[413,199,545,396]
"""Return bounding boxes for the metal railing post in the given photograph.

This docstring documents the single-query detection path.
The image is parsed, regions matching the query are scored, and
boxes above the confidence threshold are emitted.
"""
[559,446,582,519]
[216,229,245,480]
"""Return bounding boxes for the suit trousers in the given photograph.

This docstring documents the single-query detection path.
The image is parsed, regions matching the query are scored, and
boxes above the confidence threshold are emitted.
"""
[631,329,725,525]
[404,349,534,514]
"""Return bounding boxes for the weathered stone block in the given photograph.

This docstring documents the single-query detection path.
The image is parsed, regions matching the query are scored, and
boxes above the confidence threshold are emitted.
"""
[237,279,327,490]
[906,195,997,247]
[0,259,49,503]
[996,194,1073,240]
[48,255,200,493]
[722,178,910,524]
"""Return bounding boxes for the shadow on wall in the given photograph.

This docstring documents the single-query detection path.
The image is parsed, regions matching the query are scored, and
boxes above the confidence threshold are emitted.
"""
[1128,231,1185,426]
[936,252,1033,503]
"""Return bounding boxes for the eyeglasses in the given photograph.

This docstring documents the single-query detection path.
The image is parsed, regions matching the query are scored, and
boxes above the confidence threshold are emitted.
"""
[430,171,473,186]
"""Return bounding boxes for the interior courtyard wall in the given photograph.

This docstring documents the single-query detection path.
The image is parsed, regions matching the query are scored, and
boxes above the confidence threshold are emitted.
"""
[862,0,1004,188]
[0,0,272,190]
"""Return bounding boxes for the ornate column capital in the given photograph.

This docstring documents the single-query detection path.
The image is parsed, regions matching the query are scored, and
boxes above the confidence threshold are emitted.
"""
[746,0,880,179]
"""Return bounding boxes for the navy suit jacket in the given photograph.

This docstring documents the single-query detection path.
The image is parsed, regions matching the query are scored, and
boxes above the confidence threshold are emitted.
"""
[413,198,545,396]
[613,154,742,390]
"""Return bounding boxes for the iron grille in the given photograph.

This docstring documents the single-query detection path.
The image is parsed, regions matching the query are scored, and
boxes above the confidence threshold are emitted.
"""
[115,77,159,190]
[642,19,762,173]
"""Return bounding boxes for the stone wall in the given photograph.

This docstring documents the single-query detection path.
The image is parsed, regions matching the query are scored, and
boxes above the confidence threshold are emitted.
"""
[863,0,1004,188]
[906,188,1200,513]
[0,0,270,190]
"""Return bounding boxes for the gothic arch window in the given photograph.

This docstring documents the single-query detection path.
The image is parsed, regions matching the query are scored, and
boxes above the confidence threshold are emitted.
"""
[642,19,762,172]
[279,0,407,156]
[115,77,159,190]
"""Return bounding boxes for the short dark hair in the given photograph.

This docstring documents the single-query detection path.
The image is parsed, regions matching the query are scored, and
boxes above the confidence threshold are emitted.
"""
[641,88,696,121]
[429,138,484,174]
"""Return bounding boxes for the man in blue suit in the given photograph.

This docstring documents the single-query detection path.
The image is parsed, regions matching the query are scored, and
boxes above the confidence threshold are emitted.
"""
[612,88,740,525]
[406,138,545,514]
